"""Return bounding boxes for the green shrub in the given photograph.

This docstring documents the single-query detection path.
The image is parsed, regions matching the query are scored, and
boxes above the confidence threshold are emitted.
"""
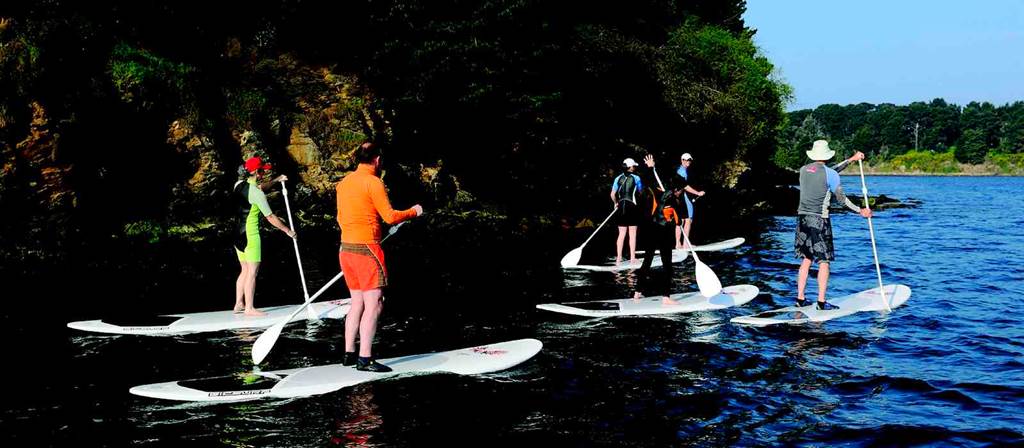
[877,149,958,173]
[987,152,1024,174]
[108,43,197,120]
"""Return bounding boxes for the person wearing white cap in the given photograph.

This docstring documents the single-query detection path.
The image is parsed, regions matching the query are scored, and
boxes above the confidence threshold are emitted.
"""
[611,157,644,264]
[674,153,706,249]
[794,140,870,310]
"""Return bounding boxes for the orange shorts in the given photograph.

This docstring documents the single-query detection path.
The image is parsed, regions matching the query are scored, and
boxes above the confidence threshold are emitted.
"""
[339,243,387,290]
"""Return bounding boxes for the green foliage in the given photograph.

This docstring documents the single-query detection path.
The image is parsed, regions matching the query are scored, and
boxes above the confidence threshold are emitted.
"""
[0,23,42,133]
[780,98,1024,170]
[658,21,791,165]
[998,101,1024,153]
[987,152,1024,174]
[123,220,164,244]
[876,149,959,174]
[123,220,216,244]
[955,129,988,164]
[224,88,268,129]
[108,43,202,126]
[774,114,825,170]
[7,0,790,256]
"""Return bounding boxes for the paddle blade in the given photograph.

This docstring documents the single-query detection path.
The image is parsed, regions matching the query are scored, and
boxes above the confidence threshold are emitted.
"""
[251,323,285,365]
[695,261,722,297]
[560,247,583,267]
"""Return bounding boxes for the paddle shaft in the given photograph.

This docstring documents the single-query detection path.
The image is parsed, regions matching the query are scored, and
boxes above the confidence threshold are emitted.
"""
[252,221,406,364]
[282,221,404,314]
[857,160,891,312]
[280,181,311,302]
[581,208,617,247]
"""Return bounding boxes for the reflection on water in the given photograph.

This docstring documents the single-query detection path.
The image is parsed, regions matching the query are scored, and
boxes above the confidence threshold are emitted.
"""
[332,386,382,446]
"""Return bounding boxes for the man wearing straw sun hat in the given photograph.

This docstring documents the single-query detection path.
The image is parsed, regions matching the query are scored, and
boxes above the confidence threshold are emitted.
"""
[795,140,871,310]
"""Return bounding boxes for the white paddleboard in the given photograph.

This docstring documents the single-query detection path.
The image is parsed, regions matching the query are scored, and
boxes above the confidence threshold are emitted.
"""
[129,339,542,402]
[537,284,759,317]
[635,237,745,255]
[730,284,911,326]
[67,300,350,335]
[565,250,690,272]
[566,237,744,272]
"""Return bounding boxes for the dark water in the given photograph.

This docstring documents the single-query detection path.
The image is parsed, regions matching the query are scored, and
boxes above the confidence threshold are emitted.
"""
[6,176,1024,447]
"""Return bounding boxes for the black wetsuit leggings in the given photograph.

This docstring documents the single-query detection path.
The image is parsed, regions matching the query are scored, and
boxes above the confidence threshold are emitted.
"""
[635,223,676,296]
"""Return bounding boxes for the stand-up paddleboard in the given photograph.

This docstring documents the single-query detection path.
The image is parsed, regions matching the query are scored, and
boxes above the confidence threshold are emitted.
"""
[130,339,542,402]
[730,284,911,326]
[565,250,689,272]
[566,238,745,272]
[537,284,759,317]
[635,237,745,255]
[67,300,351,335]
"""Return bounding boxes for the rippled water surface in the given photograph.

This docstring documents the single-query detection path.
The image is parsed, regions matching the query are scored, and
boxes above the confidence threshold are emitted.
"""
[6,176,1024,446]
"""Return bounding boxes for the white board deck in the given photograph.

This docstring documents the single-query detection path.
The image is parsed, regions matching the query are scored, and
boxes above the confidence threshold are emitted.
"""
[565,250,690,272]
[536,284,759,317]
[565,237,744,272]
[730,284,911,326]
[129,339,543,402]
[635,237,745,255]
[67,300,350,335]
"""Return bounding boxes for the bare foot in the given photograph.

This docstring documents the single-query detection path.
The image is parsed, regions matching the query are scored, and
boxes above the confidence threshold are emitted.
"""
[629,258,637,264]
[233,302,245,313]
[661,296,679,305]
[615,257,622,265]
[243,308,268,317]
[632,292,643,302]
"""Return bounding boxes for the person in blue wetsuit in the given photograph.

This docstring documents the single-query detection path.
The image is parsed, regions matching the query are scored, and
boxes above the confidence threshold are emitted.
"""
[674,153,706,249]
[795,140,871,310]
[611,158,644,264]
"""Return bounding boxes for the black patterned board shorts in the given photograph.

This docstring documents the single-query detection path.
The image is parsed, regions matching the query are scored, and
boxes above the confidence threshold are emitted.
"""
[795,214,835,263]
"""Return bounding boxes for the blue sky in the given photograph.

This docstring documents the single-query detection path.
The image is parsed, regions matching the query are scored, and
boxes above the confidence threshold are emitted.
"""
[744,0,1024,111]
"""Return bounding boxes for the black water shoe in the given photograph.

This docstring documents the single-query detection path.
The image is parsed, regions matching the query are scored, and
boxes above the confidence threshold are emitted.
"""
[342,352,357,367]
[795,298,811,307]
[816,301,840,311]
[356,358,393,373]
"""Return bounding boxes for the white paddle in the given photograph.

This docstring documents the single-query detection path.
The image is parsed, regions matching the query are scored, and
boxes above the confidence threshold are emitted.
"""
[560,209,617,267]
[252,221,406,365]
[652,167,721,297]
[858,160,891,312]
[279,181,313,319]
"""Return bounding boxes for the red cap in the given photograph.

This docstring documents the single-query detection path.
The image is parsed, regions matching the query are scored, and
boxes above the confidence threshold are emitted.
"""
[244,157,272,173]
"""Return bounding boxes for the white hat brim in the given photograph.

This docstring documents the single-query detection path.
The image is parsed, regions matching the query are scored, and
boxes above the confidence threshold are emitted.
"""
[806,149,835,161]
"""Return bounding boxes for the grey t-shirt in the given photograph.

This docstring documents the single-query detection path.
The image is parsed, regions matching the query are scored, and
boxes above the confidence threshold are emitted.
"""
[797,161,860,218]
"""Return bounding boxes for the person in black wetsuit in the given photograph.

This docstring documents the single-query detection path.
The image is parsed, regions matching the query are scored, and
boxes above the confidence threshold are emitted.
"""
[611,158,644,264]
[632,155,688,303]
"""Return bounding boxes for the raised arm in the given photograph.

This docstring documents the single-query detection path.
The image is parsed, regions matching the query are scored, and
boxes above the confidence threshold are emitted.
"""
[832,151,865,173]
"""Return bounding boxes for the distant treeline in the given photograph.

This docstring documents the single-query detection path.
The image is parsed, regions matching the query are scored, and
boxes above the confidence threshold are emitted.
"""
[775,99,1024,169]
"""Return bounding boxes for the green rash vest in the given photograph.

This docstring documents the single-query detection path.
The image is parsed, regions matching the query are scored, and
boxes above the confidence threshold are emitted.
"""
[233,179,273,260]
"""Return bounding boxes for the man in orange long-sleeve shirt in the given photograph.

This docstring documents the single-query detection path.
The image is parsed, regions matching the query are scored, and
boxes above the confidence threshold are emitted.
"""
[336,142,423,372]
